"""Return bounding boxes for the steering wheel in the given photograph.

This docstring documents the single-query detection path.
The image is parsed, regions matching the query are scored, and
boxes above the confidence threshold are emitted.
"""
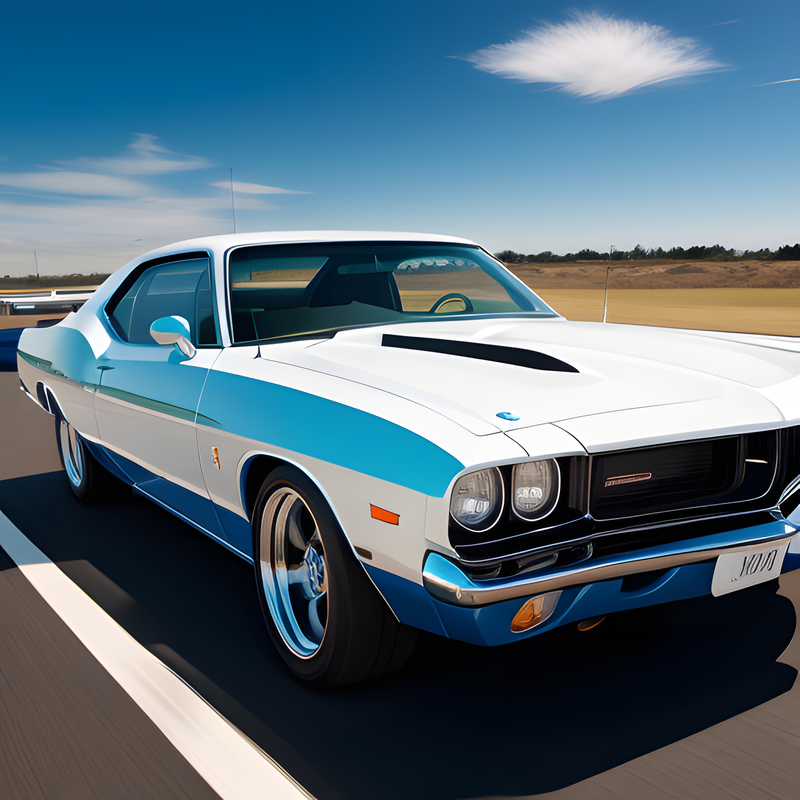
[428,293,473,314]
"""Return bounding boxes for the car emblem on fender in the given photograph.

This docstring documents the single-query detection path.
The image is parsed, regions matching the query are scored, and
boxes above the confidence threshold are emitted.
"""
[604,472,653,488]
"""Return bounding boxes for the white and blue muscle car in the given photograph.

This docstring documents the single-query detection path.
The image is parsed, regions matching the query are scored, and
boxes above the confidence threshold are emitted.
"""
[17,232,800,685]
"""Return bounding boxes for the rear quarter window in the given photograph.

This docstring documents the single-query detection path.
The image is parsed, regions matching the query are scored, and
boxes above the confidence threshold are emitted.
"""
[107,256,218,346]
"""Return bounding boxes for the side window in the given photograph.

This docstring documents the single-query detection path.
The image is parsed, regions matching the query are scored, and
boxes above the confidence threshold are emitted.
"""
[108,257,218,346]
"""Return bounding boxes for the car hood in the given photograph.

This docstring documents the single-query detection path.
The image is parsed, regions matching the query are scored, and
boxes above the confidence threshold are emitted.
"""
[259,318,800,452]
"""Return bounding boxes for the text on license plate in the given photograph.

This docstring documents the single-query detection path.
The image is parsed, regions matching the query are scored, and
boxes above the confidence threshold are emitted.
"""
[711,543,788,597]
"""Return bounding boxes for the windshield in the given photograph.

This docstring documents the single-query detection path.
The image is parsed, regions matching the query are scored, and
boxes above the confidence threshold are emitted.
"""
[228,241,557,343]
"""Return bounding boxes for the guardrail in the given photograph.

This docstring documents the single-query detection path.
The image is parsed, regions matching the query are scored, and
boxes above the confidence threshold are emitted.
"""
[0,288,96,316]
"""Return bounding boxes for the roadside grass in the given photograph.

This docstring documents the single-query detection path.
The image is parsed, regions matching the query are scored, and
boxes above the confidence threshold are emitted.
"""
[533,288,800,337]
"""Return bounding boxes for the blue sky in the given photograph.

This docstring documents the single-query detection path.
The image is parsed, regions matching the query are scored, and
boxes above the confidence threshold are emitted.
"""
[1,0,797,276]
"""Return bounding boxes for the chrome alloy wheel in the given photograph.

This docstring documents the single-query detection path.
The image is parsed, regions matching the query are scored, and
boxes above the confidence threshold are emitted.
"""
[58,418,85,488]
[259,487,329,658]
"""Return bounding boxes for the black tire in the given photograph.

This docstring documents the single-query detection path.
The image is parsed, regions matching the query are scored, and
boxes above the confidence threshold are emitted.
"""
[253,465,416,687]
[55,414,126,502]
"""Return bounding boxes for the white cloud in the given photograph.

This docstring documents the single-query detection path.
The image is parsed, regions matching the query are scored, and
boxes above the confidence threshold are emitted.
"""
[0,170,147,197]
[0,196,232,274]
[63,133,214,175]
[210,180,310,195]
[749,78,800,87]
[0,135,309,275]
[704,19,743,29]
[468,12,725,100]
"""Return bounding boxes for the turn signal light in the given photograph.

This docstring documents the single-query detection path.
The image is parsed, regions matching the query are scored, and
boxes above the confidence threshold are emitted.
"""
[510,591,562,633]
[370,504,400,525]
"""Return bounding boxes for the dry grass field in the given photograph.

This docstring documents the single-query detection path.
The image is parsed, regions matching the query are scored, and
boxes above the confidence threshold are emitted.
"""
[510,259,800,290]
[509,260,800,337]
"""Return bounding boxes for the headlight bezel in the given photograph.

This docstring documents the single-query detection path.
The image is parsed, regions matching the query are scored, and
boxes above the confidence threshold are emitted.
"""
[449,467,505,533]
[448,459,565,539]
[446,456,592,566]
[511,459,561,523]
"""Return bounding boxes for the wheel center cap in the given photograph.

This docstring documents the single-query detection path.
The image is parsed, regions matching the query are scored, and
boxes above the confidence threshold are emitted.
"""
[303,546,325,596]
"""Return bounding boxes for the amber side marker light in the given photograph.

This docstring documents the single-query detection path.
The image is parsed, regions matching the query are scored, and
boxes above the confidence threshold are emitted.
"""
[510,591,562,633]
[577,616,606,632]
[370,504,400,525]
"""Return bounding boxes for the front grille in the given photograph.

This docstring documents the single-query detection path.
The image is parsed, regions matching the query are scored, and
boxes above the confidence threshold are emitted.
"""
[780,427,800,518]
[589,432,778,521]
[449,427,798,574]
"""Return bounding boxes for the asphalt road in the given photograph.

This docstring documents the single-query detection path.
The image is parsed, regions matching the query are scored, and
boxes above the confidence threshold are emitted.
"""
[3,366,800,799]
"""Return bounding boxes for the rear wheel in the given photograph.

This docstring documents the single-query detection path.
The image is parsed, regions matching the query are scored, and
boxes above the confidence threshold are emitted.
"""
[55,414,125,502]
[253,466,416,686]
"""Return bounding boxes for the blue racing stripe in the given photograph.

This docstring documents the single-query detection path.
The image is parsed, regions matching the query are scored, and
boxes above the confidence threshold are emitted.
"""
[198,370,464,497]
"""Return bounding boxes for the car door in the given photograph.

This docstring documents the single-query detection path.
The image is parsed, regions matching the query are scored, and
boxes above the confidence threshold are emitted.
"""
[94,254,223,535]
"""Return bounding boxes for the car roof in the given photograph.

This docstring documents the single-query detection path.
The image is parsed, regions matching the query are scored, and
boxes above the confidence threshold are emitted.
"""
[136,231,480,262]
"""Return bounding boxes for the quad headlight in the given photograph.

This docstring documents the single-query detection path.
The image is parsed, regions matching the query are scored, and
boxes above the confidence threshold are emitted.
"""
[449,460,561,535]
[512,459,559,521]
[450,467,504,532]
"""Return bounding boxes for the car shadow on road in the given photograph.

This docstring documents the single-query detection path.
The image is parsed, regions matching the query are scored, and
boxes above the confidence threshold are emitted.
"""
[1,471,796,800]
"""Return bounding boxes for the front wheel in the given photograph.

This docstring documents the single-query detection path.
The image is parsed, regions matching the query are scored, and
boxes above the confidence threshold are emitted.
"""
[253,466,416,686]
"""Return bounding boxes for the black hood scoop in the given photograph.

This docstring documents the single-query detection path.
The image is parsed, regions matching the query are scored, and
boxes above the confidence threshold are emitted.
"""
[381,334,579,373]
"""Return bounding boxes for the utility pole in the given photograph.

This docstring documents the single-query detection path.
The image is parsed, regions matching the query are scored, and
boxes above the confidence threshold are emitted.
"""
[34,251,40,284]
[602,246,614,323]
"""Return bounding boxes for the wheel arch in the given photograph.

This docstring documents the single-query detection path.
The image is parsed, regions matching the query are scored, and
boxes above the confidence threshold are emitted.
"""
[240,452,350,540]
[240,453,284,522]
[239,451,402,623]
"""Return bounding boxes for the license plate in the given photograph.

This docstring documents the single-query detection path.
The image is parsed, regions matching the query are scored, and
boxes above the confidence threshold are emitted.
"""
[711,543,788,597]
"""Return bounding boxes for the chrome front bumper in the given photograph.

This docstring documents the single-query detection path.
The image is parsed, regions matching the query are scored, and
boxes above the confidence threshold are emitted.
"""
[423,519,799,608]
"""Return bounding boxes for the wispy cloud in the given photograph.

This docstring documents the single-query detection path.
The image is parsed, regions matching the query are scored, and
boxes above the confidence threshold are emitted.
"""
[748,78,800,87]
[209,180,310,195]
[704,19,743,28]
[62,133,214,175]
[0,136,309,275]
[0,170,147,197]
[468,12,726,100]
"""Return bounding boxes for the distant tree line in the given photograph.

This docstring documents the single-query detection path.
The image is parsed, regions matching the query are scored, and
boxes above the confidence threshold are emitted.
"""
[495,243,800,263]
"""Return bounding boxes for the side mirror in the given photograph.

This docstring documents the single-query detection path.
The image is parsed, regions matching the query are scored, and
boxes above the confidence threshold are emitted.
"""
[150,316,196,358]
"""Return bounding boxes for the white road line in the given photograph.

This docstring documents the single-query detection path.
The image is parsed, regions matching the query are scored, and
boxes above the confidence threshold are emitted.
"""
[0,511,312,800]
